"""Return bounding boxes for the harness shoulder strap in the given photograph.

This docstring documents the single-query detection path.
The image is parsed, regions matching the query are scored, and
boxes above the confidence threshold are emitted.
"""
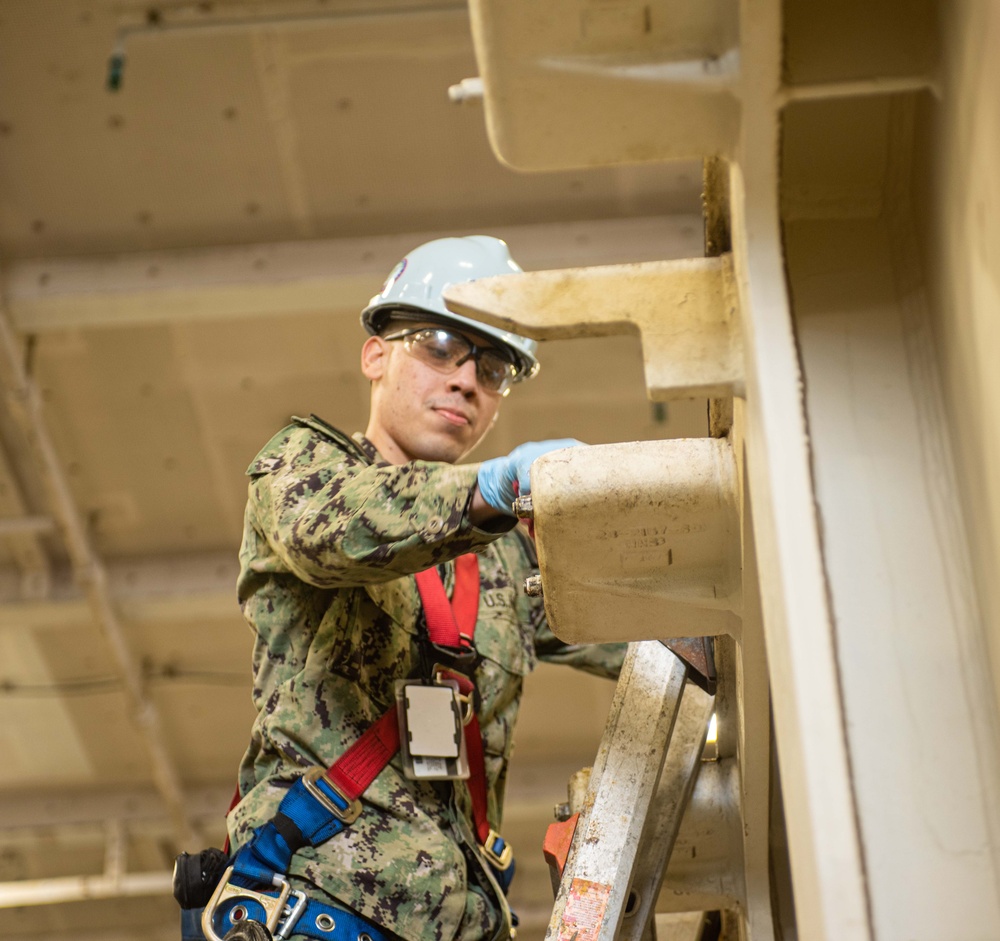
[414,556,509,877]
[414,554,479,647]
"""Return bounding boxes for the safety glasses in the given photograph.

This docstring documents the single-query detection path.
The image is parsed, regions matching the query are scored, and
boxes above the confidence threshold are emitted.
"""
[382,327,519,395]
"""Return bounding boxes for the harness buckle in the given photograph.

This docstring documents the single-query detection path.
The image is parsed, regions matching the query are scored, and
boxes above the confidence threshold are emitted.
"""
[200,866,292,941]
[456,690,475,726]
[482,829,513,871]
[303,767,363,824]
[433,666,476,725]
[275,886,308,940]
[428,641,481,674]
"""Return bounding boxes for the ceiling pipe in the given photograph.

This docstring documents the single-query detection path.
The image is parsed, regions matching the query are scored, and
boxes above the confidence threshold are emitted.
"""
[0,870,172,909]
[0,811,173,910]
[0,441,52,599]
[447,76,484,103]
[0,304,196,850]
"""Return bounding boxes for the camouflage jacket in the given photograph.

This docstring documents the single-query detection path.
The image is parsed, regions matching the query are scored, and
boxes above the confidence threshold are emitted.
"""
[228,415,624,941]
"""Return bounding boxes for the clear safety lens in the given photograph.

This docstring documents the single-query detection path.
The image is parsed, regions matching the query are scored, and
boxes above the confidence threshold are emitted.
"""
[385,328,518,394]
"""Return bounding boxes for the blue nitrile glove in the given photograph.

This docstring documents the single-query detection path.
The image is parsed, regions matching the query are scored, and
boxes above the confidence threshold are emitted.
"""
[477,439,583,516]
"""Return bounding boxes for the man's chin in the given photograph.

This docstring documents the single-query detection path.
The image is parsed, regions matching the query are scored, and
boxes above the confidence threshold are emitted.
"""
[415,429,481,464]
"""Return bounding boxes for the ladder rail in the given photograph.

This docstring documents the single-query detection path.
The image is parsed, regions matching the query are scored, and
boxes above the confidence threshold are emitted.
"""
[546,641,691,941]
[617,679,715,941]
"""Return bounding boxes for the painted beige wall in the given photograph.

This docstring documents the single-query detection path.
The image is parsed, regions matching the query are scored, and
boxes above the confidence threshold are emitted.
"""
[920,0,1000,721]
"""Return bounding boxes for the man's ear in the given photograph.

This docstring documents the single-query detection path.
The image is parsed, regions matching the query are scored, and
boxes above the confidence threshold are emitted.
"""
[361,335,388,381]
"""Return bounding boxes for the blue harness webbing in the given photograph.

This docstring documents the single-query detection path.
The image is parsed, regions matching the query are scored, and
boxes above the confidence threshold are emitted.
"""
[187,887,391,941]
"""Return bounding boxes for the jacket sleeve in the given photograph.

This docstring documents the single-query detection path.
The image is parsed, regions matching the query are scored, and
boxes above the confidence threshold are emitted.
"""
[244,424,514,588]
[533,625,627,680]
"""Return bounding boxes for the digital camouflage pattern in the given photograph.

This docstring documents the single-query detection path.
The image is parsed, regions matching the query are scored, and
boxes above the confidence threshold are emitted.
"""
[228,415,625,941]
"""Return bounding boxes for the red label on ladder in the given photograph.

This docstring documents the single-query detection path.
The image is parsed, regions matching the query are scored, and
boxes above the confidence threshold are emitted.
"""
[555,878,612,941]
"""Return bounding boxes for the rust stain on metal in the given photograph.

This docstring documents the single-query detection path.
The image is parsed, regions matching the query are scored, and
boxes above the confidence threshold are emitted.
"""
[662,637,717,694]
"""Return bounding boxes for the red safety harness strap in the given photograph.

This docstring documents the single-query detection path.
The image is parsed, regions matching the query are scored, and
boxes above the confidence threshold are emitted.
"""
[463,716,492,845]
[223,703,403,854]
[413,553,479,647]
[450,553,480,639]
[327,705,401,800]
[413,554,495,846]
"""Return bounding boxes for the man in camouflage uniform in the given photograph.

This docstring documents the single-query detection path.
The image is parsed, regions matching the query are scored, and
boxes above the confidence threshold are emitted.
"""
[224,237,624,941]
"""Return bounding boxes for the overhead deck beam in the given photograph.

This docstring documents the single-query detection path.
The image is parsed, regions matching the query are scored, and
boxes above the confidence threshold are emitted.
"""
[0,783,233,832]
[1,216,702,333]
[0,550,238,629]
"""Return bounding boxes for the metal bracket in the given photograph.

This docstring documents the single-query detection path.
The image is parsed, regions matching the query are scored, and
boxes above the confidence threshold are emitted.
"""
[444,253,743,401]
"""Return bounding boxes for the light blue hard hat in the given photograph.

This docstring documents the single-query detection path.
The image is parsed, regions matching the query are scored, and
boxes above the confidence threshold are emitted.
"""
[360,236,540,381]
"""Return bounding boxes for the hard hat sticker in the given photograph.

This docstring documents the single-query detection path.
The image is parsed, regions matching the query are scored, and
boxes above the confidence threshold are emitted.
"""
[382,258,407,294]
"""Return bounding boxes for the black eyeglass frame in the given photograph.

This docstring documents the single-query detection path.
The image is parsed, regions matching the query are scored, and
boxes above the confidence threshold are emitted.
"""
[381,326,520,395]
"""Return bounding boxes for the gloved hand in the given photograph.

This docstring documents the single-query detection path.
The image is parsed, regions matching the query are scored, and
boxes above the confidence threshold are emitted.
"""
[477,439,583,516]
